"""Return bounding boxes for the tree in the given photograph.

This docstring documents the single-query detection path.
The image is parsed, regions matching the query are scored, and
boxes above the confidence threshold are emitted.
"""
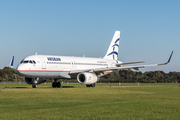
[4,74,9,81]
[3,67,12,76]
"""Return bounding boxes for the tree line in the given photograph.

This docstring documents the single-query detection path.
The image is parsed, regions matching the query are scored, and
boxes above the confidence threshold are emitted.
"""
[100,70,180,83]
[0,67,180,83]
[0,67,24,82]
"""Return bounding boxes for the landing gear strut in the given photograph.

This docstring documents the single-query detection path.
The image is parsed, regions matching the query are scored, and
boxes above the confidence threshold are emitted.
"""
[86,83,95,87]
[52,79,61,88]
[32,78,38,88]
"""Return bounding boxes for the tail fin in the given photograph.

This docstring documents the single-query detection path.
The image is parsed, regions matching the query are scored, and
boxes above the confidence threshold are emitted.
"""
[9,56,14,68]
[103,31,121,60]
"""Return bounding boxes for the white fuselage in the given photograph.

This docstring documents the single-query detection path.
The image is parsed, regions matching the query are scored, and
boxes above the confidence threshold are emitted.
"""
[17,55,121,79]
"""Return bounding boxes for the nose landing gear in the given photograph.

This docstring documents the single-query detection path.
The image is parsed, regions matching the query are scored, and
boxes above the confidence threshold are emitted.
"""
[32,78,38,88]
[32,83,38,88]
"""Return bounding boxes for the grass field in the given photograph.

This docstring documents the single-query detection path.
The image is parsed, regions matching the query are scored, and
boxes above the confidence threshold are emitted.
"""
[0,83,180,120]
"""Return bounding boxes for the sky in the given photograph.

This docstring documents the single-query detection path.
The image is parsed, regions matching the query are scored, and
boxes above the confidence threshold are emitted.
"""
[0,0,180,73]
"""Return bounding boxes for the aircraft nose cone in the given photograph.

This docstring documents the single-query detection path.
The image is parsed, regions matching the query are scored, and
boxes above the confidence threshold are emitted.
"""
[16,64,25,75]
[16,64,21,72]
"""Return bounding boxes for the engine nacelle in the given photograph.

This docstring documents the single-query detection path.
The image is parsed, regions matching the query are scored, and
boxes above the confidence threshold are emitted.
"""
[25,77,46,84]
[77,72,99,84]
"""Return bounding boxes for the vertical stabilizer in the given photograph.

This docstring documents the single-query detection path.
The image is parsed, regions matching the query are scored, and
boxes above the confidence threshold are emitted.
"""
[103,31,120,60]
[9,56,14,68]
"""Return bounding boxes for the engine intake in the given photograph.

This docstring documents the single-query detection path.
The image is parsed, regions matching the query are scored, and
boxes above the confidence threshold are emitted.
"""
[77,72,98,84]
[25,77,33,84]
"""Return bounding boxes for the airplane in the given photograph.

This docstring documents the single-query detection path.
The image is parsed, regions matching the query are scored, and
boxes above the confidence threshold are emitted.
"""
[16,31,173,88]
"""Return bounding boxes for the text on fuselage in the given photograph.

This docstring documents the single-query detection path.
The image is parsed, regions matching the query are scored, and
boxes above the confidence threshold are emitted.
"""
[47,57,61,61]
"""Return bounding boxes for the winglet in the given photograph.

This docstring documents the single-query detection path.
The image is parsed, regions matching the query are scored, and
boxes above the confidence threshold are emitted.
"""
[158,51,173,66]
[167,51,173,63]
[9,56,14,68]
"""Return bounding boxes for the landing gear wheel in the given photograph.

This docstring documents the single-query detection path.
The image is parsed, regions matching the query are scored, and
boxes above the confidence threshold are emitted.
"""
[86,83,95,87]
[32,83,38,88]
[91,83,95,87]
[52,82,56,88]
[56,82,61,88]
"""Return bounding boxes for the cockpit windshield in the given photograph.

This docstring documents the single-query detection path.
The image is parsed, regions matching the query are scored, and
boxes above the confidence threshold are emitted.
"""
[23,61,29,63]
[21,60,36,64]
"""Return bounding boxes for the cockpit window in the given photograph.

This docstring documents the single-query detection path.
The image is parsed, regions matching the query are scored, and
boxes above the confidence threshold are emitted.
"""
[21,60,36,64]
[23,61,29,63]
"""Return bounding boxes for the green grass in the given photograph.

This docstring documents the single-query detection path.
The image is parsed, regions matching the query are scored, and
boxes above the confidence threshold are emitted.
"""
[0,83,180,120]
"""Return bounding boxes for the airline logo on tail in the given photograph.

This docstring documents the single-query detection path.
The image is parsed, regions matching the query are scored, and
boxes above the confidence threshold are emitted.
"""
[107,38,119,60]
[104,31,120,61]
[9,56,14,68]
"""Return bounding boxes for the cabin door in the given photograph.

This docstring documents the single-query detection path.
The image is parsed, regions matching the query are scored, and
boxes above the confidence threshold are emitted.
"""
[71,61,76,68]
[39,57,46,69]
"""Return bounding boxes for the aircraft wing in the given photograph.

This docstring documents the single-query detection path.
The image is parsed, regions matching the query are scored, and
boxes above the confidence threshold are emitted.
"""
[70,51,173,75]
[95,51,173,72]
[92,64,163,72]
[116,61,145,66]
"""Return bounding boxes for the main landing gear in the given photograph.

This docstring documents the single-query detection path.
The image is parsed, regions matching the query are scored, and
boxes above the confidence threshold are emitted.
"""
[86,83,95,87]
[52,79,61,88]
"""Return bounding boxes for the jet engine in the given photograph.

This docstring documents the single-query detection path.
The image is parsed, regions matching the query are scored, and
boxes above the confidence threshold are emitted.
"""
[77,72,99,84]
[25,77,46,84]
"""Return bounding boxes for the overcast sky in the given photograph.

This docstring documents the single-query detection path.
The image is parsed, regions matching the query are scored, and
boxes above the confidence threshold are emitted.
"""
[0,0,180,73]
